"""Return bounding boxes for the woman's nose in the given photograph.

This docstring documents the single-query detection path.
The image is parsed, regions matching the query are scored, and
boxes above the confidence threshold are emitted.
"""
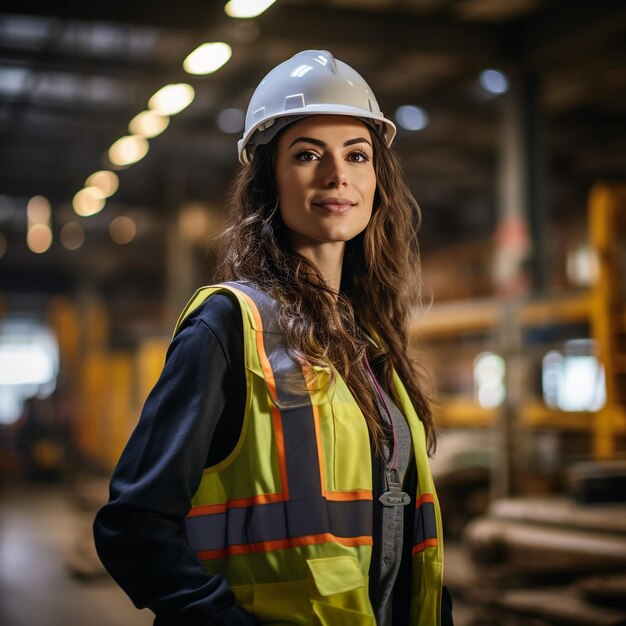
[323,156,348,188]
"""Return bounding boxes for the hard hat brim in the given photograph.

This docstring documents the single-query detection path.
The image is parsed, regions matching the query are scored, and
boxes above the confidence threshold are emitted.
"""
[238,108,396,164]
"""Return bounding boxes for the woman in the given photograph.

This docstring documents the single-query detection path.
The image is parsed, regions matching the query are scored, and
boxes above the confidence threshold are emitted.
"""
[94,50,452,625]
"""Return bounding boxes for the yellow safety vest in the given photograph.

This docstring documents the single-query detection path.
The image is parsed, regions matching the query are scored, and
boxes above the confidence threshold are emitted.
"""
[174,282,444,625]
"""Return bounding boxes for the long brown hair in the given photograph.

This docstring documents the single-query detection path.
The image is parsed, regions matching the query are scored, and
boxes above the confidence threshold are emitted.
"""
[214,122,435,455]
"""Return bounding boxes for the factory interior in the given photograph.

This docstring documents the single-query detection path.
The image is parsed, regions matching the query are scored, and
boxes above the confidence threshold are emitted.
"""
[1,0,626,624]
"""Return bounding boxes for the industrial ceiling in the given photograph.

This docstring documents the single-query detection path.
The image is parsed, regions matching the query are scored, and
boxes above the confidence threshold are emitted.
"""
[1,0,625,320]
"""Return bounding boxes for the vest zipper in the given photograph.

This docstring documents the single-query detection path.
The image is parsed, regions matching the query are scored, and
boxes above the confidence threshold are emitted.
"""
[362,355,411,507]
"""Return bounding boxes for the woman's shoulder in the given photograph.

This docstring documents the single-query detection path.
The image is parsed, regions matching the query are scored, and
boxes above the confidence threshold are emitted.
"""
[183,289,243,334]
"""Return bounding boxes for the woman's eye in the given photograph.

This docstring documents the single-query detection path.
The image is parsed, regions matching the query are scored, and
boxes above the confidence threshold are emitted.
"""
[294,150,318,161]
[348,150,371,163]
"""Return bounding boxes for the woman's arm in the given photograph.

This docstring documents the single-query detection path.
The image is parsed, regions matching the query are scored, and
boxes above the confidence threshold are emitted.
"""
[93,294,256,625]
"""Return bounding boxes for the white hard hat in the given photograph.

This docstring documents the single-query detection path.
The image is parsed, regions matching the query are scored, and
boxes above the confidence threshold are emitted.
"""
[238,49,396,163]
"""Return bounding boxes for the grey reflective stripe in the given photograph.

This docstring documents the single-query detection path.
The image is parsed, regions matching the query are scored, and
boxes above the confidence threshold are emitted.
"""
[413,501,437,547]
[185,499,372,552]
[222,281,323,502]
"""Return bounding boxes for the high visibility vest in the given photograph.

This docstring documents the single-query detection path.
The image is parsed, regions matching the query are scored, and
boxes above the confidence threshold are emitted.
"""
[174,282,444,625]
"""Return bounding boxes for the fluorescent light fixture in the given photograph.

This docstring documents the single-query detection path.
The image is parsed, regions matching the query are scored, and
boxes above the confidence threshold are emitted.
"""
[108,135,149,167]
[85,170,119,197]
[129,110,170,138]
[60,222,85,250]
[148,83,195,116]
[184,42,232,75]
[217,108,245,133]
[27,195,51,225]
[479,69,509,95]
[73,186,106,217]
[26,223,52,253]
[109,215,137,244]
[225,0,277,18]
[395,105,428,131]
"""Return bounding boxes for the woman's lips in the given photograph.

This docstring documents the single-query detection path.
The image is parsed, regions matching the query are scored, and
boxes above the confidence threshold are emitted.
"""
[313,198,355,213]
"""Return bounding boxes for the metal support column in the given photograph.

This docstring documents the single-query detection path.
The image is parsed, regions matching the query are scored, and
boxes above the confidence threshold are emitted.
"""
[492,67,547,498]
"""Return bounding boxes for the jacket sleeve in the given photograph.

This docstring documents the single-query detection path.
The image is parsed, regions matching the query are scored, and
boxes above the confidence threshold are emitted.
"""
[93,294,257,625]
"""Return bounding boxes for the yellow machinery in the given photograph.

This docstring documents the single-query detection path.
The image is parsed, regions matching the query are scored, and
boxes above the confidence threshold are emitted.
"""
[411,183,626,461]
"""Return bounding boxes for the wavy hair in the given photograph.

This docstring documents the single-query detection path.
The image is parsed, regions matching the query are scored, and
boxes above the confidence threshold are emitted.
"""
[214,123,434,455]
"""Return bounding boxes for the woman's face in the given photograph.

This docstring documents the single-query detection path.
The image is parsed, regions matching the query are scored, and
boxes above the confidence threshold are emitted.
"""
[275,115,376,252]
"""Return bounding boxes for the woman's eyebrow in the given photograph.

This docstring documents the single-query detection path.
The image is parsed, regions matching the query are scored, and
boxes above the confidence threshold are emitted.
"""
[344,137,372,148]
[288,136,373,149]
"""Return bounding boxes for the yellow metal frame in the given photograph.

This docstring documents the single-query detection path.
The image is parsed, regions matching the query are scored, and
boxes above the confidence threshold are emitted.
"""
[412,183,626,459]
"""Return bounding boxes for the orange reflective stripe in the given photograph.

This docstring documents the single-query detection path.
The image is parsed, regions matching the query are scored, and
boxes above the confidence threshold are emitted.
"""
[309,395,326,496]
[197,533,373,560]
[187,492,287,517]
[230,286,290,501]
[415,493,435,507]
[411,538,439,555]
[412,493,437,552]
[325,490,372,501]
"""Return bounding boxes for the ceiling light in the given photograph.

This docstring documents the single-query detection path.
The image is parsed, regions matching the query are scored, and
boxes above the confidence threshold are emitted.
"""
[27,195,51,224]
[395,105,429,131]
[184,42,232,75]
[225,0,277,18]
[27,223,52,254]
[148,83,195,116]
[217,108,245,133]
[60,222,85,250]
[479,69,509,95]
[108,135,149,167]
[73,186,105,217]
[128,110,170,138]
[178,202,213,243]
[109,216,137,244]
[85,170,119,197]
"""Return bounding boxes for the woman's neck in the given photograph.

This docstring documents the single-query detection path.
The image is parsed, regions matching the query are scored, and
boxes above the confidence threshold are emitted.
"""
[290,239,345,294]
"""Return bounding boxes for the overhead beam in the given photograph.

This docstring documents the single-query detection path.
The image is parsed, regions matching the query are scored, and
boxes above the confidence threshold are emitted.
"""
[3,3,504,63]
[1,2,224,31]
[524,0,626,67]
[255,5,502,63]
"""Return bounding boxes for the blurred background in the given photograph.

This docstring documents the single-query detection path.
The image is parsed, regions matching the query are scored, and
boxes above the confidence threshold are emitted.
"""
[1,1,626,625]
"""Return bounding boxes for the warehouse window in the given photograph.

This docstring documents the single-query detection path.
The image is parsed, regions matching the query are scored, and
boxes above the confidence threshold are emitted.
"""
[542,339,606,412]
[0,320,59,425]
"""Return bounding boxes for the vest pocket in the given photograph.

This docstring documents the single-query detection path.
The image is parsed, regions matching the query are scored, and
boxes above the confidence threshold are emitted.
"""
[307,556,376,626]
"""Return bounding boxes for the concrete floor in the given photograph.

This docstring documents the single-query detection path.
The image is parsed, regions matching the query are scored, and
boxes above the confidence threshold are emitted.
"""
[0,483,153,626]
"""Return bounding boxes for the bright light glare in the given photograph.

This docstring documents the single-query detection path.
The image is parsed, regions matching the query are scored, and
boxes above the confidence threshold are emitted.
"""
[474,352,506,409]
[148,83,195,116]
[73,186,106,217]
[85,170,119,197]
[109,216,137,244]
[108,135,149,167]
[178,202,213,243]
[60,222,85,250]
[566,243,599,287]
[26,223,52,253]
[479,69,509,95]
[395,105,428,131]
[129,110,170,138]
[217,108,245,133]
[27,195,51,224]
[0,322,59,425]
[0,344,55,385]
[225,0,277,18]
[542,342,606,411]
[184,42,232,75]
